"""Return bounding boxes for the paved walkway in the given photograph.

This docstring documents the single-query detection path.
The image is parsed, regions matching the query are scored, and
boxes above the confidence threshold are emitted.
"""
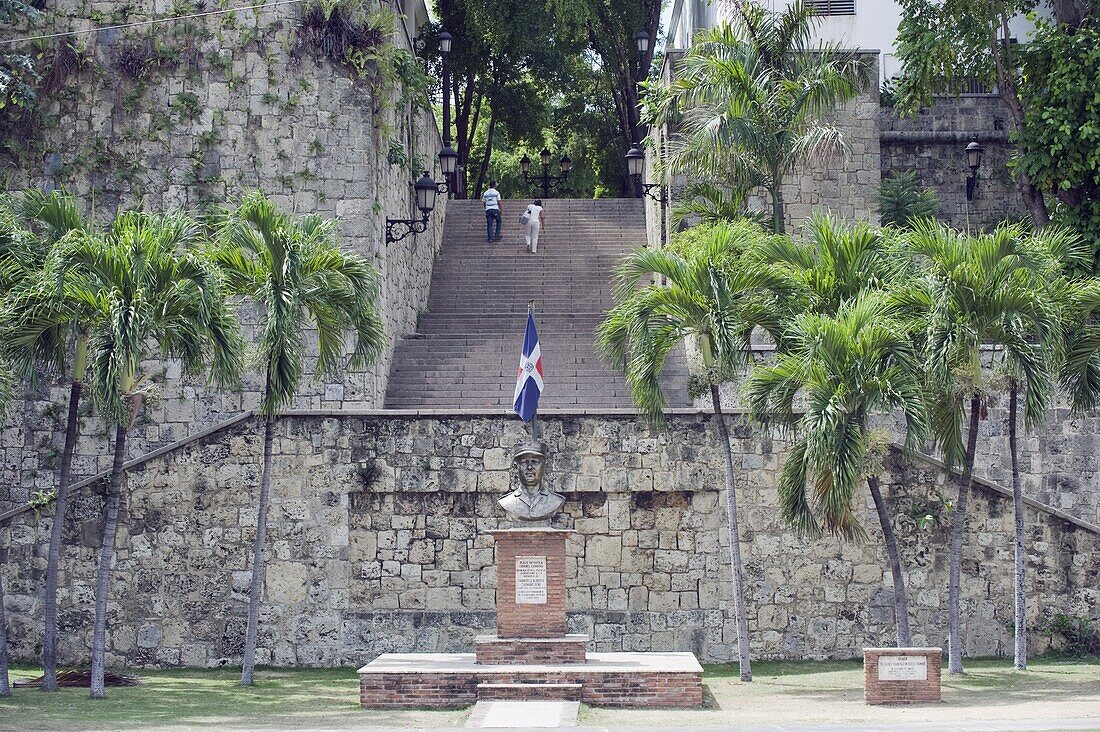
[257,720,1100,732]
[465,700,580,728]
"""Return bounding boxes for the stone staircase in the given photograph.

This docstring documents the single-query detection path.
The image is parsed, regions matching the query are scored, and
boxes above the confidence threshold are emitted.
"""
[383,198,691,410]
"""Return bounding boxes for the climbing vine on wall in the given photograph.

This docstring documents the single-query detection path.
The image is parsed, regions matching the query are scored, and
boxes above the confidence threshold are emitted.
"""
[297,0,429,110]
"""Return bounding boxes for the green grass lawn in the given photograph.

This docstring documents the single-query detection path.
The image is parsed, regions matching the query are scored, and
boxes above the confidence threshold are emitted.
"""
[0,665,465,730]
[2,657,1098,731]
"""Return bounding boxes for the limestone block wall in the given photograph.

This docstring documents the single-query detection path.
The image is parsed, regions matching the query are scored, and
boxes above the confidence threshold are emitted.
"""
[2,413,1095,667]
[880,95,1025,231]
[0,1,445,510]
[773,52,882,227]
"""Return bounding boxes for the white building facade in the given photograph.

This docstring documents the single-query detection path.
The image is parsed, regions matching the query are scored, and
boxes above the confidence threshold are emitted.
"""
[665,0,1037,82]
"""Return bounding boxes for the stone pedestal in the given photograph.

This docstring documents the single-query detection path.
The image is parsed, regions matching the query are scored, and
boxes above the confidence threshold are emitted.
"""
[863,647,942,704]
[359,525,704,708]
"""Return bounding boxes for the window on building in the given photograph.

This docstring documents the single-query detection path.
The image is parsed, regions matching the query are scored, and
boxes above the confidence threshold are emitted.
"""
[804,0,856,16]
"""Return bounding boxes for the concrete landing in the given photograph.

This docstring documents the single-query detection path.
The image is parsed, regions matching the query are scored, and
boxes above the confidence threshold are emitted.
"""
[465,700,579,728]
[359,650,703,673]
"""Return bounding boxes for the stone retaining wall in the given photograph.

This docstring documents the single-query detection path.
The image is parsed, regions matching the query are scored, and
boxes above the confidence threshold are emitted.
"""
[0,0,445,510]
[2,413,1096,667]
[880,95,1025,231]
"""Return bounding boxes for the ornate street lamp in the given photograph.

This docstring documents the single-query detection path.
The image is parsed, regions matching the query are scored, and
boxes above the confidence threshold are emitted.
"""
[386,172,439,244]
[636,28,651,55]
[624,145,665,204]
[521,148,571,198]
[965,137,984,202]
[435,144,459,195]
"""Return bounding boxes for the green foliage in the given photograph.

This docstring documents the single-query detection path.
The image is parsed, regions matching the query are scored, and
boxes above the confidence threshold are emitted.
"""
[744,294,928,538]
[895,220,1076,466]
[47,211,243,425]
[0,0,42,110]
[597,219,784,425]
[1034,613,1100,657]
[892,0,1024,115]
[876,171,938,229]
[1018,16,1100,271]
[173,91,202,120]
[673,182,766,228]
[298,2,430,109]
[28,488,57,510]
[643,2,870,233]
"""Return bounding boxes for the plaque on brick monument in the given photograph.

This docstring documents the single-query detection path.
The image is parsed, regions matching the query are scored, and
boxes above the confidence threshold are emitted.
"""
[863,648,942,704]
[515,555,548,604]
[877,655,928,681]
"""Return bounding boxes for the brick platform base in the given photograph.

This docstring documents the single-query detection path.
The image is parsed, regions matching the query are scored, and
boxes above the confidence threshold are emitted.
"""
[863,647,942,704]
[475,634,588,665]
[477,682,582,701]
[358,652,704,708]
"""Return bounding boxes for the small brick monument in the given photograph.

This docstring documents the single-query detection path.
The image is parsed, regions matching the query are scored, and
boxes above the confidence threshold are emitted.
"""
[358,442,704,708]
[863,647,942,704]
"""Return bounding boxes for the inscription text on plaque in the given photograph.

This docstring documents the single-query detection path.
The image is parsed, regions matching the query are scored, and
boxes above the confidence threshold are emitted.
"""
[877,655,928,681]
[515,555,548,604]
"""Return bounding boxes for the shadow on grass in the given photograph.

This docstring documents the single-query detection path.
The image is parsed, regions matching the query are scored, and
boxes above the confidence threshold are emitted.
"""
[704,658,864,679]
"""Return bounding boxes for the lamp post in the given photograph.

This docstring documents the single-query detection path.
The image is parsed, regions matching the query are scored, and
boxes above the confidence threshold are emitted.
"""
[635,27,651,80]
[386,172,439,244]
[625,144,666,205]
[438,29,457,198]
[965,136,984,202]
[521,147,572,198]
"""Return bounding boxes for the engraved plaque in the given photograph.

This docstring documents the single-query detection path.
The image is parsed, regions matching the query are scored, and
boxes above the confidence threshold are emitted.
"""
[878,655,928,681]
[515,555,547,604]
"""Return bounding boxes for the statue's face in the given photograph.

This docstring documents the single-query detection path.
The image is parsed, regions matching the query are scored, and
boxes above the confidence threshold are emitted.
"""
[517,455,545,489]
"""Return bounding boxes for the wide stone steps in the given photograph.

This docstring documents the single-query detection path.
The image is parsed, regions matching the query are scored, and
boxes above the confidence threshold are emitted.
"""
[384,198,690,410]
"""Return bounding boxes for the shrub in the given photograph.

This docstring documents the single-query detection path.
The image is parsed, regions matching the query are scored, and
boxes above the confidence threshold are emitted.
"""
[877,171,938,229]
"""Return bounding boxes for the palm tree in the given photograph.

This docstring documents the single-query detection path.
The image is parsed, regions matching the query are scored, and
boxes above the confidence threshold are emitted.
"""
[210,192,384,685]
[49,211,242,698]
[1060,278,1100,414]
[597,220,786,681]
[750,213,907,315]
[1,189,89,691]
[899,220,1060,674]
[744,295,928,646]
[642,1,870,234]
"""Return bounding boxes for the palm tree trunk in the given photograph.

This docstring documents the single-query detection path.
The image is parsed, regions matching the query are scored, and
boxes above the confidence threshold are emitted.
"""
[1009,381,1026,669]
[710,383,752,681]
[770,186,785,234]
[948,394,981,674]
[241,415,276,685]
[867,475,912,646]
[42,378,83,692]
[90,424,128,699]
[0,572,10,697]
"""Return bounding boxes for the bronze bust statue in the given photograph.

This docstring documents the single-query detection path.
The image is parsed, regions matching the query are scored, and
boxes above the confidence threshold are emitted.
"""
[498,442,564,521]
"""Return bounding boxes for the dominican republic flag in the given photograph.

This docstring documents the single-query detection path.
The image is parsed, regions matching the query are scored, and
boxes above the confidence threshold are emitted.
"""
[513,310,544,422]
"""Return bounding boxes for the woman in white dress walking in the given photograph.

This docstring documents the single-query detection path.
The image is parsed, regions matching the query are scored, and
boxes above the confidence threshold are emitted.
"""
[523,199,545,253]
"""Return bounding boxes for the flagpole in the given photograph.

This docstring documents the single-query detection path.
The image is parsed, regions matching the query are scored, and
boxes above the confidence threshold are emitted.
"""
[527,299,540,443]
